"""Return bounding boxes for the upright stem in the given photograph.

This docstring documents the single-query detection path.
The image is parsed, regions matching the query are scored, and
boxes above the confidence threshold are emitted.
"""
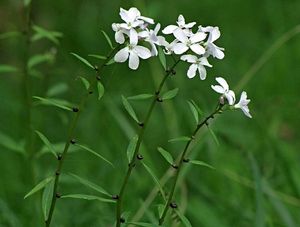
[45,46,119,227]
[159,104,223,225]
[115,60,180,227]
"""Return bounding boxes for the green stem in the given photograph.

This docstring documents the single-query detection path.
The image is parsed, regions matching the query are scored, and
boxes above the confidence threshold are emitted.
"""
[45,46,120,227]
[159,104,223,225]
[115,59,180,227]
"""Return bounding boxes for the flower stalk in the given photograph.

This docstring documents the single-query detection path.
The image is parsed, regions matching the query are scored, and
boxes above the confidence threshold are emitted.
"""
[45,46,120,227]
[158,103,223,225]
[115,59,180,227]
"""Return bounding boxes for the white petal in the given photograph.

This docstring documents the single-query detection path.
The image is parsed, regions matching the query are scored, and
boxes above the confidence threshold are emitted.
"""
[129,51,139,70]
[198,65,207,80]
[199,57,212,67]
[135,46,152,59]
[180,54,197,63]
[162,25,178,34]
[190,32,206,43]
[225,90,236,105]
[120,8,129,22]
[242,107,252,118]
[190,44,205,55]
[215,77,229,91]
[187,64,197,78]
[214,46,225,59]
[177,15,185,26]
[150,43,158,56]
[138,30,149,38]
[127,7,141,22]
[129,28,138,45]
[185,22,196,28]
[173,43,189,55]
[114,47,129,62]
[174,28,188,43]
[139,16,154,24]
[211,85,224,94]
[209,27,221,42]
[154,23,161,34]
[115,31,125,44]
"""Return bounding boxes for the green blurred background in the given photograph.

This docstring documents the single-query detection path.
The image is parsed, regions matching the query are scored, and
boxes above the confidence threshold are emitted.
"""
[1,0,300,226]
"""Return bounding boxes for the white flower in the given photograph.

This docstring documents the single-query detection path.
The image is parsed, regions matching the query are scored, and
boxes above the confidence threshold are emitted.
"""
[180,55,212,80]
[172,29,206,55]
[162,15,196,35]
[211,77,236,105]
[199,26,225,59]
[235,91,252,118]
[114,37,151,70]
[112,23,127,44]
[139,23,165,56]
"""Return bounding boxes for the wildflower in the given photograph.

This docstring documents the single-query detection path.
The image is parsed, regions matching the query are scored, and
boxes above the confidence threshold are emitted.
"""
[211,77,235,105]
[235,91,252,118]
[199,26,224,59]
[162,15,196,35]
[180,54,212,80]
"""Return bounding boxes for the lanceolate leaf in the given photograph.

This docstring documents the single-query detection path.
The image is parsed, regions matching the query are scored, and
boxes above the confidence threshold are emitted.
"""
[161,88,179,100]
[0,65,18,74]
[88,54,107,60]
[46,83,68,97]
[168,136,191,143]
[31,25,62,45]
[187,100,199,124]
[0,131,24,154]
[190,100,203,116]
[174,209,192,227]
[158,46,167,70]
[157,147,174,165]
[61,194,115,203]
[42,179,54,220]
[33,96,73,111]
[101,30,113,49]
[71,53,95,69]
[127,94,154,101]
[24,176,54,199]
[207,125,219,146]
[75,143,113,167]
[189,160,215,169]
[27,53,53,69]
[97,81,105,100]
[127,135,138,163]
[69,173,111,197]
[0,31,21,40]
[126,222,159,227]
[35,130,57,158]
[78,76,90,90]
[142,162,166,201]
[121,96,139,123]
[105,58,115,66]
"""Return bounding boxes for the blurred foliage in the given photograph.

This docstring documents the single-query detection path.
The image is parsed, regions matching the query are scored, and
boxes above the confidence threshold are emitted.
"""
[1,0,300,226]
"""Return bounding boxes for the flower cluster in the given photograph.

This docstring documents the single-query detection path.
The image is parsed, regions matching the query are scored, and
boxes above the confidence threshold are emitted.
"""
[211,77,252,118]
[112,9,224,79]
[112,7,165,70]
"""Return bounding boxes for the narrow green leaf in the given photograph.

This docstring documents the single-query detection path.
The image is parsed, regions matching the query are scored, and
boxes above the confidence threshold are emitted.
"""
[121,96,139,123]
[69,173,111,197]
[97,81,105,100]
[0,131,24,154]
[61,194,115,203]
[37,142,80,157]
[157,147,174,165]
[158,46,166,70]
[105,58,115,66]
[75,143,113,167]
[46,83,68,97]
[88,54,107,60]
[0,31,21,40]
[0,65,18,74]
[42,179,54,221]
[126,135,138,163]
[78,76,90,90]
[189,160,214,169]
[28,53,53,69]
[168,136,191,143]
[35,131,57,158]
[33,96,73,111]
[71,53,95,69]
[206,125,219,146]
[190,100,203,116]
[32,25,62,44]
[24,0,31,7]
[127,94,154,101]
[174,209,192,227]
[142,162,166,201]
[126,222,159,227]
[157,204,164,217]
[24,176,54,199]
[161,88,179,100]
[101,30,113,49]
[187,101,199,124]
